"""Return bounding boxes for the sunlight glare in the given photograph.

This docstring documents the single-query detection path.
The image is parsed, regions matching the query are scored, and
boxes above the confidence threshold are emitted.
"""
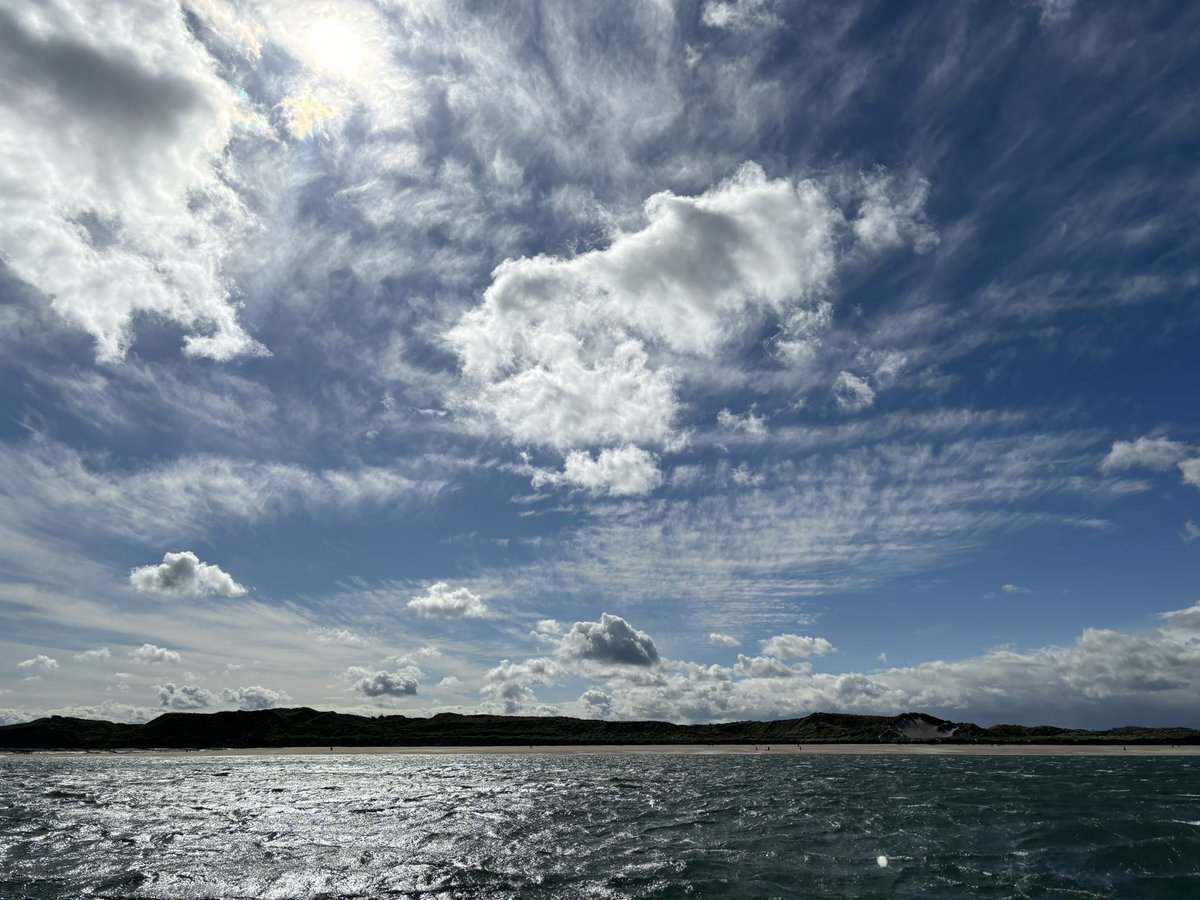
[301,17,365,79]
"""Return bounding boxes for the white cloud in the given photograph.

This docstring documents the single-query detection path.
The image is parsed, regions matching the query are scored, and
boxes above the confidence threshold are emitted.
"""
[156,682,215,710]
[447,162,930,464]
[17,655,59,673]
[1180,521,1200,544]
[0,438,438,557]
[221,685,291,710]
[700,0,781,32]
[578,689,613,718]
[709,632,741,647]
[577,600,1200,726]
[351,669,419,698]
[0,0,264,361]
[1002,584,1030,595]
[407,582,489,619]
[130,643,181,665]
[833,371,876,412]
[1180,458,1200,489]
[717,408,767,437]
[311,627,370,648]
[481,658,561,715]
[851,173,938,254]
[759,634,835,659]
[1101,436,1188,472]
[558,613,661,668]
[130,551,247,598]
[73,647,112,662]
[437,675,462,688]
[1031,0,1076,24]
[532,445,664,497]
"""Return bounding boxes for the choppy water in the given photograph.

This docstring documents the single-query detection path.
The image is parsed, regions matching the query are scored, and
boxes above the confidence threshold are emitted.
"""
[2,752,1199,898]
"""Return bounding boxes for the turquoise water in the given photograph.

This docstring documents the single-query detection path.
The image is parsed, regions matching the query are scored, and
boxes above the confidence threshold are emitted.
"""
[1,752,1198,898]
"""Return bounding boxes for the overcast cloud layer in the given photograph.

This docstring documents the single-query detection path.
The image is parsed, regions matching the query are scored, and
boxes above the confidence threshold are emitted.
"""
[2,0,1198,730]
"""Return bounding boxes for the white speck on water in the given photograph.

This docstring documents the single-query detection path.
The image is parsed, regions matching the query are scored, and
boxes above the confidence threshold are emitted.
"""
[877,855,889,868]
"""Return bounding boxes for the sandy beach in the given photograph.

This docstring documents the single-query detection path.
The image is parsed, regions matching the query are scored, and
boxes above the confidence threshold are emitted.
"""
[30,742,1200,758]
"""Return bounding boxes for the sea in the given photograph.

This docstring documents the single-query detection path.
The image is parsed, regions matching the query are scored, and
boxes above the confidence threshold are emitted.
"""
[1,751,1198,898]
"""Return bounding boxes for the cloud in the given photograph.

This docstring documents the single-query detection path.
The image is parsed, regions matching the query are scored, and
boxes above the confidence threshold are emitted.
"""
[0,1,263,361]
[481,658,560,715]
[1180,459,1200,489]
[351,669,419,698]
[531,445,664,497]
[709,633,741,647]
[1180,521,1200,544]
[407,582,488,619]
[437,675,462,688]
[129,551,247,598]
[759,634,835,659]
[700,0,781,33]
[1100,436,1188,472]
[850,172,938,254]
[17,655,59,673]
[566,600,1200,727]
[559,613,661,668]
[73,647,111,662]
[130,643,181,665]
[447,162,931,462]
[311,627,370,648]
[1002,584,1030,595]
[578,689,613,719]
[221,685,291,710]
[156,683,215,710]
[0,438,438,557]
[832,371,876,412]
[717,408,767,437]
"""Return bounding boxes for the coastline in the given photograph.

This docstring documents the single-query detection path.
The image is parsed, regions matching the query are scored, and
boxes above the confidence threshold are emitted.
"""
[15,742,1200,758]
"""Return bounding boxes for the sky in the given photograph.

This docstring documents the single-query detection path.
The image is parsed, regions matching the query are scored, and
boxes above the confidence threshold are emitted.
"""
[1,0,1198,730]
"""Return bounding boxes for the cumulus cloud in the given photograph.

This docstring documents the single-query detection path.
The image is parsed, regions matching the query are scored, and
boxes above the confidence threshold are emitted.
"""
[156,682,215,710]
[578,689,613,719]
[559,613,661,668]
[0,0,263,361]
[129,551,247,598]
[130,643,181,664]
[1002,584,1030,595]
[447,162,932,463]
[709,632,741,647]
[17,655,59,673]
[351,669,419,698]
[549,600,1200,726]
[1180,521,1200,544]
[407,582,488,618]
[1101,436,1189,473]
[481,658,560,715]
[73,647,112,662]
[531,445,664,497]
[759,634,835,659]
[221,685,291,710]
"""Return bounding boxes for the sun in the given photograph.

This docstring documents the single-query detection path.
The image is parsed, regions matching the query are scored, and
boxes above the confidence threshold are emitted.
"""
[300,17,366,80]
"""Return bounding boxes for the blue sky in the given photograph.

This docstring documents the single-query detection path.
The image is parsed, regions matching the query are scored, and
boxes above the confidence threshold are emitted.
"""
[2,0,1198,728]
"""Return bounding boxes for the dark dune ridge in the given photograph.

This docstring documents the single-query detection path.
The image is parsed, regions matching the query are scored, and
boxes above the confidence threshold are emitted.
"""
[1,709,1198,751]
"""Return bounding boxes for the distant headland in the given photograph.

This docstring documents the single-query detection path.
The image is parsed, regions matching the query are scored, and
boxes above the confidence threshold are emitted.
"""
[2,708,1198,751]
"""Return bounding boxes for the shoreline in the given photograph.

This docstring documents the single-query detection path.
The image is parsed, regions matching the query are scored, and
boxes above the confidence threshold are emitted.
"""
[11,742,1200,758]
